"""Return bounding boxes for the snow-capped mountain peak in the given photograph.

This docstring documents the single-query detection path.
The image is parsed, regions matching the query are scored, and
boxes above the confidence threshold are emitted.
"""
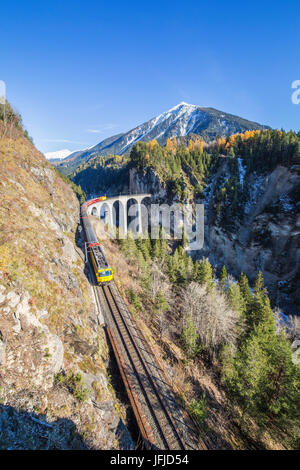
[119,102,205,153]
[168,101,197,111]
[55,103,269,172]
[44,149,72,160]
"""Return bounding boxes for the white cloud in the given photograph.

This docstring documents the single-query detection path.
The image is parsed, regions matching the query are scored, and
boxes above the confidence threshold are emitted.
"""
[86,129,104,134]
[86,123,118,134]
[41,139,88,144]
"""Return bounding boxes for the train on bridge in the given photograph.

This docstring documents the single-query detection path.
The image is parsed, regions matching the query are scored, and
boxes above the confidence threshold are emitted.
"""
[86,195,107,207]
[81,198,113,284]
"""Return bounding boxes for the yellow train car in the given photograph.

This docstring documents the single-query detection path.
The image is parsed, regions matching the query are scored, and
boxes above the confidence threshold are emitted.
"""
[89,242,113,284]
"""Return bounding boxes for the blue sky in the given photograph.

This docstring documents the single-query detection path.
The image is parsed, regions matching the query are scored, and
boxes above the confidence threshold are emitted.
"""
[0,0,299,154]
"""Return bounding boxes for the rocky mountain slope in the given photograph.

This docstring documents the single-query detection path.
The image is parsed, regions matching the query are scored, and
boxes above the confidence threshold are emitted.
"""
[129,167,299,316]
[203,161,300,313]
[0,105,132,449]
[55,103,269,174]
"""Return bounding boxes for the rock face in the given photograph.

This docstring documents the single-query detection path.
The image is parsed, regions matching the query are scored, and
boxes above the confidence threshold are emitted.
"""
[0,136,133,449]
[130,167,167,201]
[203,164,300,313]
[129,163,300,314]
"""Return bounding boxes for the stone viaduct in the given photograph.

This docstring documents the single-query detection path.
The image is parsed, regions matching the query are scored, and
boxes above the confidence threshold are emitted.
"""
[87,194,152,235]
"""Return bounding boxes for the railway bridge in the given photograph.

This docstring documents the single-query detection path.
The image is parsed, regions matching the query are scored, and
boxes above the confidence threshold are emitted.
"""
[87,193,151,235]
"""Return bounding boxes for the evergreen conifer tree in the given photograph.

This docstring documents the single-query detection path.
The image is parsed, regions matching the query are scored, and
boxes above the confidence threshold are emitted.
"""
[220,265,228,290]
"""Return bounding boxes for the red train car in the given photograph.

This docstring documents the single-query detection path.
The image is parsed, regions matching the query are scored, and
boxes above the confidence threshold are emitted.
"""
[86,196,107,207]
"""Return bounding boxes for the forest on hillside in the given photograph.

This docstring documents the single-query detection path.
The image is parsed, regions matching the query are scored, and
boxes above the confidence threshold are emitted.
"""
[111,229,300,449]
[72,129,300,203]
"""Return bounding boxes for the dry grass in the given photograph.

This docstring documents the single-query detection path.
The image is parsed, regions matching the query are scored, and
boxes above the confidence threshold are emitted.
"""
[0,136,125,449]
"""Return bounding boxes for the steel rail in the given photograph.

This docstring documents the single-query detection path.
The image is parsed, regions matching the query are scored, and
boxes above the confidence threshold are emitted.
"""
[101,284,186,450]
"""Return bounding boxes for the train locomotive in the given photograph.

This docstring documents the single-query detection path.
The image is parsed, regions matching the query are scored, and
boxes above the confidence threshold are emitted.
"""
[81,198,113,284]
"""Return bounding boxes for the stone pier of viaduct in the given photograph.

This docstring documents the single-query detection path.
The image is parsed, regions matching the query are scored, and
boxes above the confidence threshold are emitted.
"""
[87,194,151,235]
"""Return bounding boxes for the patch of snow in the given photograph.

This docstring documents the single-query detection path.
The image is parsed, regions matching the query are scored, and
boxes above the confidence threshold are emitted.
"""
[279,194,294,212]
[277,309,293,329]
[203,181,213,209]
[244,173,265,214]
[237,158,246,188]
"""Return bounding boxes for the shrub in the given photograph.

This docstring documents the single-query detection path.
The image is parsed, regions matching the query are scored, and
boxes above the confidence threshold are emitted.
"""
[127,288,142,312]
[55,371,90,403]
[187,395,209,427]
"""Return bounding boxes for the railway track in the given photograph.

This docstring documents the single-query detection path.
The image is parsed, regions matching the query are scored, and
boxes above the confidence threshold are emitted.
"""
[102,284,187,450]
[85,243,202,449]
[81,203,202,449]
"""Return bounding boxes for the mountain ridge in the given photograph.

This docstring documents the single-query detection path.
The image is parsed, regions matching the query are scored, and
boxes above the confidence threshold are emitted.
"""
[54,102,270,174]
